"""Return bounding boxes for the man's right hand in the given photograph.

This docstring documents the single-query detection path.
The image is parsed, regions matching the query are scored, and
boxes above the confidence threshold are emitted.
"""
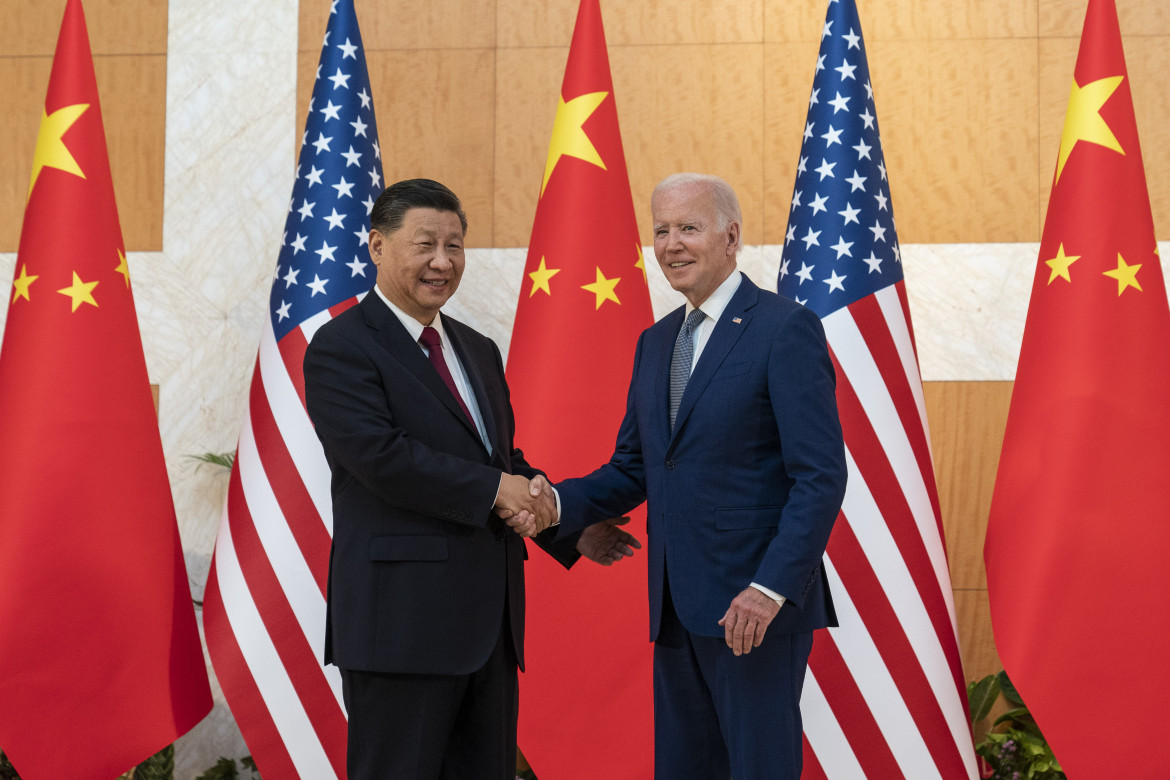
[494,474,557,537]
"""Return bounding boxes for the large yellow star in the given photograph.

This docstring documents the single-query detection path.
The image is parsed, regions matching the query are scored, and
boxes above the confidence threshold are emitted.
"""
[1055,76,1124,183]
[28,103,89,200]
[115,249,130,288]
[528,256,560,297]
[635,243,647,285]
[540,91,609,197]
[12,264,39,303]
[1045,243,1080,284]
[1103,253,1141,295]
[57,271,99,312]
[582,267,621,309]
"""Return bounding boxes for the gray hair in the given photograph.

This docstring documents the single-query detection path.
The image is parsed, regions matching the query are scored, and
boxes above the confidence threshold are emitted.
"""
[652,172,742,251]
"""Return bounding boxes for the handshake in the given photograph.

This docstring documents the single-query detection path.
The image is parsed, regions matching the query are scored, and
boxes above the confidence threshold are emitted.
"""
[493,473,641,566]
[493,473,559,538]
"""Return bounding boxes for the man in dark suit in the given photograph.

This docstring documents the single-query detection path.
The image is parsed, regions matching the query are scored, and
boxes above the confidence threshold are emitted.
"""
[554,173,848,779]
[303,179,636,779]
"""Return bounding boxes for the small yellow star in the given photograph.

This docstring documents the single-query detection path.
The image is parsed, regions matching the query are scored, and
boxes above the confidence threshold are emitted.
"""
[635,243,647,285]
[528,256,560,297]
[540,91,608,197]
[57,271,99,312]
[1103,253,1142,295]
[115,249,130,288]
[582,267,621,309]
[1056,76,1124,183]
[28,103,89,200]
[12,264,39,303]
[1045,243,1080,284]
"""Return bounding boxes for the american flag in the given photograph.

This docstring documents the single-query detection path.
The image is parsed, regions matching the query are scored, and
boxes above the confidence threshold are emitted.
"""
[777,1,976,777]
[201,1,382,776]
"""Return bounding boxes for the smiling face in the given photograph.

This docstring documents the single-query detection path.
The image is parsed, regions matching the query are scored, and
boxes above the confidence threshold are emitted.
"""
[652,180,739,308]
[370,207,466,324]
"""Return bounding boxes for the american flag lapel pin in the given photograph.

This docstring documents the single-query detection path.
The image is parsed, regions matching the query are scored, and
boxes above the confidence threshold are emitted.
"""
[732,317,742,324]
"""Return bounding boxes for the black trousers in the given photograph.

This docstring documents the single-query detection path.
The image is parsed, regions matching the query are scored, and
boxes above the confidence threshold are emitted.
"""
[340,622,518,780]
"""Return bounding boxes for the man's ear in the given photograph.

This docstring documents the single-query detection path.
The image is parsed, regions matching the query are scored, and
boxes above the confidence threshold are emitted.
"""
[368,229,384,262]
[727,221,741,253]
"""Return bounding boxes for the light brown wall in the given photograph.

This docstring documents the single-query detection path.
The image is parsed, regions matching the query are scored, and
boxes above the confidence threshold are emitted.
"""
[0,0,167,252]
[294,0,1170,250]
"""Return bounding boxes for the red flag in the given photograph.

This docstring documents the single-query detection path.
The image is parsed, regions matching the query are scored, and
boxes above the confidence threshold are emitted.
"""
[509,0,654,775]
[0,1,212,777]
[985,1,1170,776]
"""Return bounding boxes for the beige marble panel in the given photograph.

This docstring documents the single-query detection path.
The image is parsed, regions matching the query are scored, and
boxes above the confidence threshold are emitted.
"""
[498,0,763,48]
[868,37,1040,243]
[954,588,1002,685]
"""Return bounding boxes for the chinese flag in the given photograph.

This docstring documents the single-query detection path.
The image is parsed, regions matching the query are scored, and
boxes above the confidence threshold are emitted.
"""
[509,0,654,776]
[984,0,1170,776]
[0,2,212,777]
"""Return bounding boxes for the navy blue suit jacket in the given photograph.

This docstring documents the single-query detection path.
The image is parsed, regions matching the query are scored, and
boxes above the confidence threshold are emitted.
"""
[558,275,847,641]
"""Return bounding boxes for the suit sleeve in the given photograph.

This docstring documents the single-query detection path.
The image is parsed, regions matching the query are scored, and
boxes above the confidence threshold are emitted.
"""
[304,321,503,529]
[555,333,650,535]
[753,305,847,604]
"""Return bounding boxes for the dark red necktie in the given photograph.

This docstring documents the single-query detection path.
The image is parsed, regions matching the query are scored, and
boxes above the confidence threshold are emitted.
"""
[419,326,475,425]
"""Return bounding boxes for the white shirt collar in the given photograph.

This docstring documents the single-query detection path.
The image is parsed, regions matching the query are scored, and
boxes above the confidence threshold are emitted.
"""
[372,285,450,346]
[686,269,742,324]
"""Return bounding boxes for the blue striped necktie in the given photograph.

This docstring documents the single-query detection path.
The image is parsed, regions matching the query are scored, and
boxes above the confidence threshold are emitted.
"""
[669,308,706,431]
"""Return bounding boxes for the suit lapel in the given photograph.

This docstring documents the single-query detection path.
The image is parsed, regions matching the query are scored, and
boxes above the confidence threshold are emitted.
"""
[670,276,758,442]
[361,296,484,445]
[443,317,500,454]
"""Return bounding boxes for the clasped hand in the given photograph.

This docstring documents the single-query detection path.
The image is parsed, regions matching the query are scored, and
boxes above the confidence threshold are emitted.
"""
[494,474,558,537]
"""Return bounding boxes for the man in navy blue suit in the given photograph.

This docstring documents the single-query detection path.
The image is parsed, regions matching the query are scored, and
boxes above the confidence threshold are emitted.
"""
[553,173,847,779]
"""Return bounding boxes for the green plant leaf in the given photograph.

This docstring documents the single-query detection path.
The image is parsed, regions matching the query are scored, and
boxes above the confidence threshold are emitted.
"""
[997,669,1024,706]
[187,451,236,471]
[134,745,174,780]
[967,674,1001,723]
[194,757,239,780]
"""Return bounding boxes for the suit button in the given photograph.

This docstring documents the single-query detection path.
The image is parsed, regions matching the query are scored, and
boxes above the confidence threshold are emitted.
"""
[665,460,675,470]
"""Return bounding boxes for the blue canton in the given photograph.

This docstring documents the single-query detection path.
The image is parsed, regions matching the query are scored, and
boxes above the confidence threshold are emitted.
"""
[270,0,384,341]
[777,0,901,319]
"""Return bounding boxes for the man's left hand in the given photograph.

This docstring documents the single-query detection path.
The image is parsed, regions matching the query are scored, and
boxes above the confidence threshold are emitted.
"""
[576,517,642,565]
[717,587,782,656]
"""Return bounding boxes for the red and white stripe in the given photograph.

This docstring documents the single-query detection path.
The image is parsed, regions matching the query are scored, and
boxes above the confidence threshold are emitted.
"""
[203,297,361,779]
[801,281,977,779]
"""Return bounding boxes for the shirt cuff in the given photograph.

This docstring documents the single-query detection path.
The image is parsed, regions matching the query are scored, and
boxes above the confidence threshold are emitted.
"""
[750,582,786,607]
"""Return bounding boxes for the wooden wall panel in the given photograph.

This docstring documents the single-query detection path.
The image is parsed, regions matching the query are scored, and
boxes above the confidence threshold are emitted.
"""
[762,39,842,245]
[0,55,166,252]
[0,2,167,253]
[924,380,1013,685]
[869,38,1040,244]
[608,44,766,247]
[765,0,1036,44]
[1037,35,1170,243]
[497,0,763,48]
[300,0,496,52]
[1040,0,1170,38]
[0,0,166,56]
[296,48,498,246]
[493,47,567,249]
